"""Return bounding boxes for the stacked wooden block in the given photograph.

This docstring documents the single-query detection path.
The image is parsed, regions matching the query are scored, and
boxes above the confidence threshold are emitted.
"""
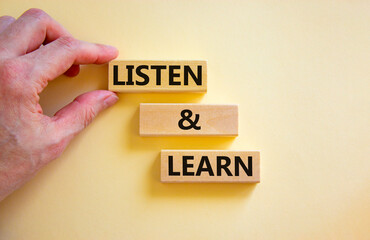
[109,61,260,183]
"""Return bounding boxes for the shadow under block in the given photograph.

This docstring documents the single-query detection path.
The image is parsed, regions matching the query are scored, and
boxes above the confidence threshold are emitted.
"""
[139,103,238,136]
[161,150,260,183]
[108,60,207,92]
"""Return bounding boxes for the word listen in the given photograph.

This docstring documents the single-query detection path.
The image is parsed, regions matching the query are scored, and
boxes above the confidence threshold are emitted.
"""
[161,150,260,182]
[109,60,207,92]
[140,103,238,136]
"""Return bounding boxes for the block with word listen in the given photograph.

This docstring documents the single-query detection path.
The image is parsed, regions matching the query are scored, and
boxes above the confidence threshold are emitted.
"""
[109,60,207,92]
[140,103,238,136]
[161,150,260,183]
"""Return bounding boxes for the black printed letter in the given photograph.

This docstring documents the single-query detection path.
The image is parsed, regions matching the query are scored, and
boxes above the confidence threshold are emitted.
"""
[151,65,166,85]
[125,65,135,85]
[196,156,214,176]
[169,65,181,85]
[184,65,202,85]
[113,65,125,85]
[235,156,252,176]
[136,65,149,85]
[168,156,180,176]
[217,156,233,176]
[183,156,195,176]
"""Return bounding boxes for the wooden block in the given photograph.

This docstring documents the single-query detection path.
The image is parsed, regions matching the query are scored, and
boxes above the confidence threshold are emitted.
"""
[108,60,207,92]
[139,103,238,136]
[161,150,260,183]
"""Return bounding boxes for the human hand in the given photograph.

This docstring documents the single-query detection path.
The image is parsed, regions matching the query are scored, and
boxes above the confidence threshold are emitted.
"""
[0,9,119,201]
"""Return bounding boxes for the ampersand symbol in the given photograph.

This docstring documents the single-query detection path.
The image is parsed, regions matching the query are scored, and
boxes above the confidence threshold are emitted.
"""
[178,109,201,130]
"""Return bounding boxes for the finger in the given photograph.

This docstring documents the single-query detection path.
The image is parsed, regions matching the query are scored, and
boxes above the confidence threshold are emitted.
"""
[23,36,118,90]
[0,16,15,33]
[0,8,71,58]
[52,90,118,140]
[64,64,80,77]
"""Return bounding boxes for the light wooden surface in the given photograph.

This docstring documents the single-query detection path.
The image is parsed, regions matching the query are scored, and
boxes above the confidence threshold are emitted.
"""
[140,103,238,136]
[161,150,260,183]
[1,1,369,239]
[108,60,207,92]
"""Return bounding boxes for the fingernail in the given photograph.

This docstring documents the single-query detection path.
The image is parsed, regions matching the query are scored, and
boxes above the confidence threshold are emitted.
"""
[103,93,119,107]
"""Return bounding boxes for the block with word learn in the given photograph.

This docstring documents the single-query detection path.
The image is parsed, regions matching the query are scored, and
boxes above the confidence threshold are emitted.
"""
[109,60,207,92]
[139,103,238,136]
[161,150,260,183]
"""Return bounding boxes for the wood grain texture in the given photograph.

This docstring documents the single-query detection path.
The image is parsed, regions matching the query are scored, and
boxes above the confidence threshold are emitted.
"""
[108,60,207,92]
[139,103,238,136]
[161,150,260,183]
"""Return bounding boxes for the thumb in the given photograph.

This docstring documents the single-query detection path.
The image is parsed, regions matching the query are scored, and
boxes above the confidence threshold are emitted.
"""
[53,90,118,140]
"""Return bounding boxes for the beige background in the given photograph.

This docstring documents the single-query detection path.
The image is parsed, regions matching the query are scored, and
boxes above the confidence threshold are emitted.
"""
[0,0,369,239]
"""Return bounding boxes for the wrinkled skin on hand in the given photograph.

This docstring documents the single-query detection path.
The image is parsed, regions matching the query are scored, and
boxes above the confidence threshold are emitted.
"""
[0,9,119,201]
